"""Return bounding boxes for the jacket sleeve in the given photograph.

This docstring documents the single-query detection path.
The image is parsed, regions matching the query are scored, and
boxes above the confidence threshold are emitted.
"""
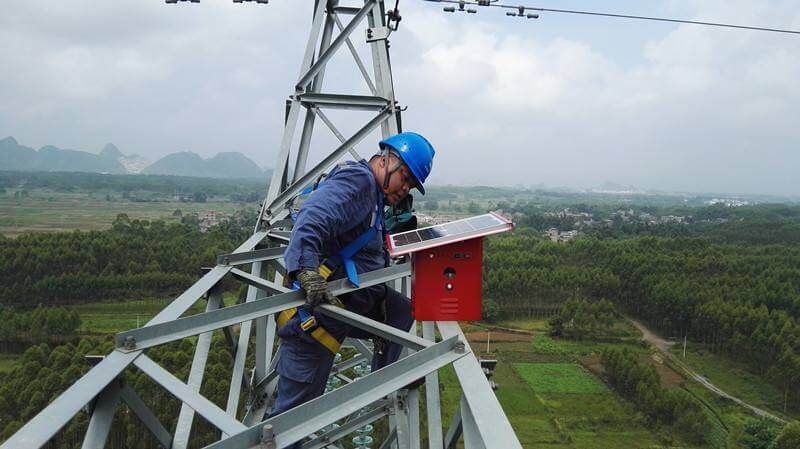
[284,166,375,275]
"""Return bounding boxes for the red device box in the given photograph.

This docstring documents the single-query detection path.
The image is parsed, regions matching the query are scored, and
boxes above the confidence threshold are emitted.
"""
[411,237,483,321]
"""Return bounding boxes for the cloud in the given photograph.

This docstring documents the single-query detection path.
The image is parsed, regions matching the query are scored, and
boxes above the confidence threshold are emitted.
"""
[394,1,800,195]
[0,1,798,196]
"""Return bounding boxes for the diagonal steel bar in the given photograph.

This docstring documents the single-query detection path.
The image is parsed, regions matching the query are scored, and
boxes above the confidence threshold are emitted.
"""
[301,400,391,449]
[460,396,487,449]
[172,290,222,449]
[217,246,286,266]
[443,400,462,449]
[116,264,410,351]
[231,268,291,294]
[264,108,391,218]
[333,13,377,95]
[0,351,139,449]
[310,107,362,160]
[150,265,230,326]
[315,303,431,351]
[119,384,172,449]
[81,379,121,449]
[201,336,466,449]
[331,353,366,376]
[437,322,522,449]
[134,355,247,436]
[348,338,374,359]
[260,0,328,223]
[296,0,377,90]
[379,429,398,449]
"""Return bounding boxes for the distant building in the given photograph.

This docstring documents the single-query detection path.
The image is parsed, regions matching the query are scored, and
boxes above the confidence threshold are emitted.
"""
[546,228,579,243]
[198,211,228,232]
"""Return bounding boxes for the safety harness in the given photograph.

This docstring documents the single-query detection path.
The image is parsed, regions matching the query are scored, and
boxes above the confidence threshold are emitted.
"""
[278,162,384,354]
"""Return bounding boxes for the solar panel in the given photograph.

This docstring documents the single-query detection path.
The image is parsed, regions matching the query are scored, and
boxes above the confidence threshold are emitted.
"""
[387,212,514,256]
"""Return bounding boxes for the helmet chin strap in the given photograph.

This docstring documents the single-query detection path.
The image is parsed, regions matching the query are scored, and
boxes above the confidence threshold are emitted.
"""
[382,149,391,193]
[382,149,403,195]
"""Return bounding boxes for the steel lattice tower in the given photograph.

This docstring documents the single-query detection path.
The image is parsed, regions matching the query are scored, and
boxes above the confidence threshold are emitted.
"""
[2,2,522,448]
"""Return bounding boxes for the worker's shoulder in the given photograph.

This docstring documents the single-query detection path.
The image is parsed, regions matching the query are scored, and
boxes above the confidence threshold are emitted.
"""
[325,159,374,187]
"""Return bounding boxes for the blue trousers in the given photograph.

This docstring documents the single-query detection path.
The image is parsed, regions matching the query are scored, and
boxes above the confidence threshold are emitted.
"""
[271,284,413,444]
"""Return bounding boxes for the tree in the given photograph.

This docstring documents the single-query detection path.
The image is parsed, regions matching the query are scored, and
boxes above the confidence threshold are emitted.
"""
[193,191,207,203]
[424,200,438,211]
[774,421,800,449]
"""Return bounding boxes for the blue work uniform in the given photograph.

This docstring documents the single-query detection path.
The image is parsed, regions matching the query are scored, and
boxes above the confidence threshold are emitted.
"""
[272,160,414,424]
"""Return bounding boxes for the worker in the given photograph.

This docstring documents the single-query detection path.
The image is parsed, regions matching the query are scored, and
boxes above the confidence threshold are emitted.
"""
[272,132,436,428]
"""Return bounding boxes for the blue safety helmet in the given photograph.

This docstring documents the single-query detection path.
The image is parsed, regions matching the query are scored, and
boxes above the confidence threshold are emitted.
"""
[379,132,436,195]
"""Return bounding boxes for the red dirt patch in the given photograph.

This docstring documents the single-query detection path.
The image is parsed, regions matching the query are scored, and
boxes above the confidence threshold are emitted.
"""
[645,355,684,388]
[581,354,606,378]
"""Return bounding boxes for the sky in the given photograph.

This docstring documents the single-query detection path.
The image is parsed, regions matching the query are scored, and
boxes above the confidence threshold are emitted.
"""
[1,0,799,196]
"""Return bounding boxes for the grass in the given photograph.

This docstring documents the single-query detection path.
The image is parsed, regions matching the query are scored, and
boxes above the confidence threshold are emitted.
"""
[531,335,647,358]
[514,363,607,394]
[0,188,250,236]
[671,345,797,422]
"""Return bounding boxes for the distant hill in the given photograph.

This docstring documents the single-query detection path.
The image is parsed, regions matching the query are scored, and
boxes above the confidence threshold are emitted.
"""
[1,137,126,173]
[143,151,264,179]
[0,136,269,179]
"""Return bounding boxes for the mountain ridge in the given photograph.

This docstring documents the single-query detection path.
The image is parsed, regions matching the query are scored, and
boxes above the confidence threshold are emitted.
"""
[0,136,269,179]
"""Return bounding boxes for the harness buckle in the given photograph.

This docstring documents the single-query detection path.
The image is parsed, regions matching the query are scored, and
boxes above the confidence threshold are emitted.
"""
[300,315,318,332]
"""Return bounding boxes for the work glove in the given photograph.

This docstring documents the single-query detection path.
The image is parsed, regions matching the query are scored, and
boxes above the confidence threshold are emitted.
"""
[296,270,339,310]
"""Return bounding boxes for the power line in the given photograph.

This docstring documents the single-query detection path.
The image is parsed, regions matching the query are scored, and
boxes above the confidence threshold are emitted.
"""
[424,0,800,35]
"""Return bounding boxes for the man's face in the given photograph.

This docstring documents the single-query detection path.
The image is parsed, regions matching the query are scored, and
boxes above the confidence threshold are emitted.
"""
[383,153,417,206]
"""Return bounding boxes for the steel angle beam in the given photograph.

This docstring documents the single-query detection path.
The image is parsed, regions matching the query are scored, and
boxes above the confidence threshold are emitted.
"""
[261,0,327,213]
[378,428,398,449]
[117,292,302,351]
[443,401,462,449]
[301,399,391,449]
[264,108,392,218]
[201,336,466,449]
[348,338,374,359]
[437,322,522,449]
[296,0,377,90]
[267,230,291,243]
[331,353,366,375]
[119,384,172,449]
[81,379,121,449]
[172,291,222,449]
[217,246,286,266]
[460,396,487,449]
[231,268,291,294]
[332,6,361,15]
[0,351,140,449]
[423,322,443,449]
[298,93,389,111]
[115,264,410,352]
[134,355,247,436]
[315,304,430,351]
[150,265,231,326]
[333,14,377,95]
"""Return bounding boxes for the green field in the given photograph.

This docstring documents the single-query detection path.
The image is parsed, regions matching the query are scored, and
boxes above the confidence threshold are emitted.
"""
[0,189,249,236]
[72,296,215,334]
[514,363,607,394]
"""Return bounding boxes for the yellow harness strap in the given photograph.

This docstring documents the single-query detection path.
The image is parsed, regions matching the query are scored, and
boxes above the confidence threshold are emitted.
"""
[277,307,342,355]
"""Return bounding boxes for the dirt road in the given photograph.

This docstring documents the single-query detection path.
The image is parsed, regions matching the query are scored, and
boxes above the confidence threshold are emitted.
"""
[626,317,786,424]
